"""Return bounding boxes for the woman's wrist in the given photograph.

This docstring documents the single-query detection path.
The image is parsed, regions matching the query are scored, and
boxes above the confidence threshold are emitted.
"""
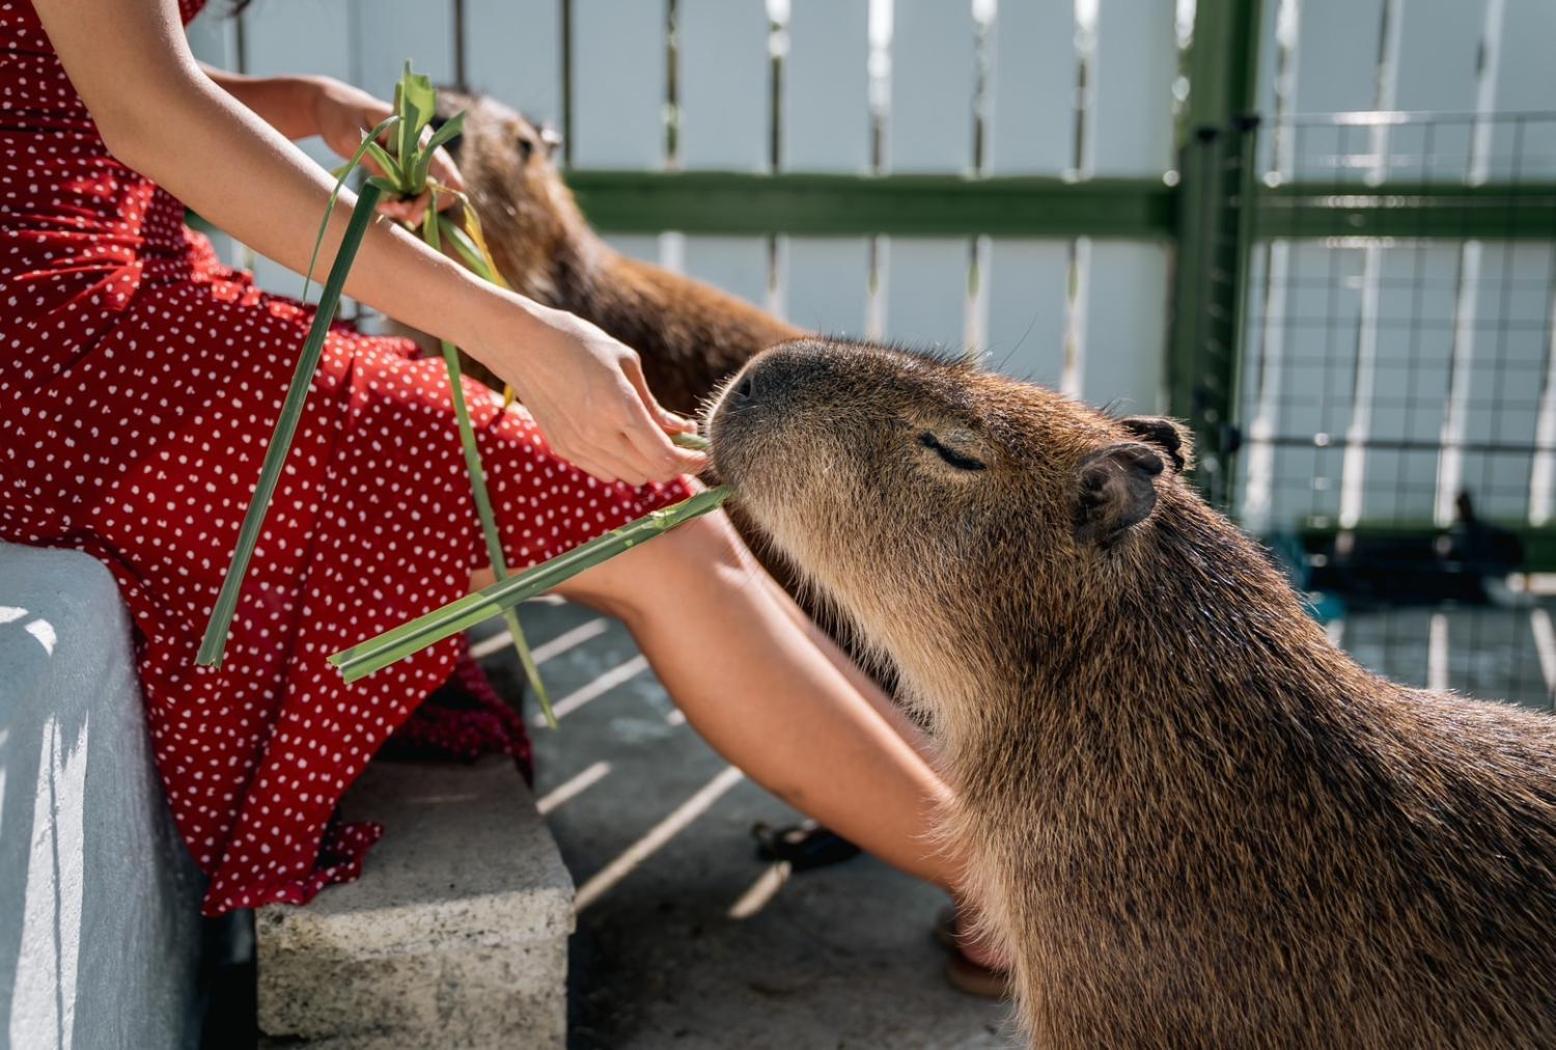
[447,277,557,377]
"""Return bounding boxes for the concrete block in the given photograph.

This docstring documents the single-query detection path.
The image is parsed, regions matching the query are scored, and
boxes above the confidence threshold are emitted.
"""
[257,756,574,1049]
[0,543,204,1050]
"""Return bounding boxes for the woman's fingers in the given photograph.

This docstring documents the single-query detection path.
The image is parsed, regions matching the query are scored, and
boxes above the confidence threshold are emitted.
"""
[622,355,696,435]
[615,393,708,482]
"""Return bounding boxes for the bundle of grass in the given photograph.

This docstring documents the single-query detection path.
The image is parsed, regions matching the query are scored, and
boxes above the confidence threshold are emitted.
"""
[201,65,564,724]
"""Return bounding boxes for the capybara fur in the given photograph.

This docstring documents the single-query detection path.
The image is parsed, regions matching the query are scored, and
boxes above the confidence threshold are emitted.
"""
[437,92,802,413]
[709,338,1556,1048]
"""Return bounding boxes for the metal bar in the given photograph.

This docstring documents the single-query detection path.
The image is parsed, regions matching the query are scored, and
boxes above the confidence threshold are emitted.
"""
[562,169,1556,242]
[565,170,1178,238]
[1166,0,1265,510]
[1256,182,1556,240]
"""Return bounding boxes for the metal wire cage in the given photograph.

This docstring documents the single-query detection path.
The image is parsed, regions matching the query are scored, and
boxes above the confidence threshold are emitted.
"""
[1184,110,1556,713]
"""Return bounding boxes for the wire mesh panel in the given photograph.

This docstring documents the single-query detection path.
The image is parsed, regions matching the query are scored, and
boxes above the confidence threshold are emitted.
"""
[1229,110,1556,713]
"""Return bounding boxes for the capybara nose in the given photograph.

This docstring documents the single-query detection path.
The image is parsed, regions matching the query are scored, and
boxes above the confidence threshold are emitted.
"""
[734,374,755,402]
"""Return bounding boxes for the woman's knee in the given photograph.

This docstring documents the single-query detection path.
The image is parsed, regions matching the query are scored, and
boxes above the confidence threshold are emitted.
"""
[553,511,758,623]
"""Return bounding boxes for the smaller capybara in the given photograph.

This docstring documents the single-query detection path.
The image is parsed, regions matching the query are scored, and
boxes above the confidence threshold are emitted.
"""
[708,338,1556,1048]
[436,91,802,414]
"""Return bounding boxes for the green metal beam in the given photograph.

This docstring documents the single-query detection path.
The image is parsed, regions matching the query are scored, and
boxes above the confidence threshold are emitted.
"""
[1256,182,1556,240]
[1168,0,1265,511]
[566,170,1178,239]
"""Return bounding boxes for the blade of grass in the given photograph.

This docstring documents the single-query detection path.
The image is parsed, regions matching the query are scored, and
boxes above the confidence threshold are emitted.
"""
[198,181,385,667]
[301,115,398,305]
[419,208,557,727]
[411,111,466,191]
[329,487,732,682]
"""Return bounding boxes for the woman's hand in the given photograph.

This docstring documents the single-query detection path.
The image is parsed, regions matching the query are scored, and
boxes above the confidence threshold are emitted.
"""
[308,76,463,227]
[473,301,707,486]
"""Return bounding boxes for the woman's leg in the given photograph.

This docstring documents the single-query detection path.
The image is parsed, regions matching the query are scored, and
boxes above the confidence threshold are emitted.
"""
[549,510,962,892]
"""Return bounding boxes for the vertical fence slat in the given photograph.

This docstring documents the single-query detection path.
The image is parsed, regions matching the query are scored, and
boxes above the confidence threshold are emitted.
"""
[1290,0,1386,181]
[782,0,870,174]
[886,0,976,174]
[463,0,564,129]
[604,235,663,265]
[880,1,974,352]
[983,1,1072,391]
[1277,244,1364,525]
[682,237,770,314]
[239,1,356,294]
[983,241,1069,389]
[987,2,1074,177]
[1087,0,1176,177]
[1078,241,1169,413]
[1486,0,1556,180]
[1457,245,1556,520]
[571,0,667,169]
[678,0,771,309]
[781,239,870,337]
[781,0,870,334]
[679,0,769,172]
[351,0,457,103]
[882,238,970,351]
[1388,0,1487,180]
[1354,246,1461,523]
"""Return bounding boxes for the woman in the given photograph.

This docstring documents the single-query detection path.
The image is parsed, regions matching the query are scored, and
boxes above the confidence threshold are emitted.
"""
[2,0,1001,989]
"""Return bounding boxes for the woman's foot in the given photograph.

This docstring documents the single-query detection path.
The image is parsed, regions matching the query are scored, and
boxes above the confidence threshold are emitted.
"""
[935,904,1012,1000]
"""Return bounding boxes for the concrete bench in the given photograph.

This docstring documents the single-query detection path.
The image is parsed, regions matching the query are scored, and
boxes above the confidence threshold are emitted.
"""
[257,756,574,1049]
[0,543,205,1049]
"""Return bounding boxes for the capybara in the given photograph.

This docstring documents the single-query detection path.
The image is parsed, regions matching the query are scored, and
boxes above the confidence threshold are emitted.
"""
[708,337,1556,1048]
[437,92,802,413]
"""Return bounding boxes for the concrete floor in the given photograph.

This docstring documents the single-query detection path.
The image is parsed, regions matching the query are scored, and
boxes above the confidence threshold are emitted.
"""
[474,602,1012,1050]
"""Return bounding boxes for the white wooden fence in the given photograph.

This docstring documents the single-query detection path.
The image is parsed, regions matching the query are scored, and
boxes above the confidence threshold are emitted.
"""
[188,1,1556,539]
[1241,0,1556,534]
[187,0,1179,417]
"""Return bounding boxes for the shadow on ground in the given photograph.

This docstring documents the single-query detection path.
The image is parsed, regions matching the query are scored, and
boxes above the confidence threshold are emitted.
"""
[479,602,1012,1050]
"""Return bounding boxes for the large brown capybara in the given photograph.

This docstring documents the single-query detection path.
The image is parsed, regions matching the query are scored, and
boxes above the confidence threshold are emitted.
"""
[708,337,1556,1048]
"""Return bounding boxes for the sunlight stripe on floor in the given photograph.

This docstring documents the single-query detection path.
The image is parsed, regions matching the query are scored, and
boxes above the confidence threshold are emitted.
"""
[471,616,609,662]
[727,862,792,920]
[574,765,745,912]
[1428,613,1450,692]
[535,654,651,726]
[536,761,612,816]
[1530,609,1556,705]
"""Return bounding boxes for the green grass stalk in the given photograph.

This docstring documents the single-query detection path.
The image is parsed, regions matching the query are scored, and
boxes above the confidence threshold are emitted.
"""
[329,486,732,683]
[421,208,556,727]
[198,180,385,667]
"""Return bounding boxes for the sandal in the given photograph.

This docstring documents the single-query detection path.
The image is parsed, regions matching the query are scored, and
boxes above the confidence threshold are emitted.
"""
[935,904,1013,1000]
[750,820,861,871]
[946,950,1013,1000]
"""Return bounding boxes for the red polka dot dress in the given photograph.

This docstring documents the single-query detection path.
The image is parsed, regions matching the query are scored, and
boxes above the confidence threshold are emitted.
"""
[0,0,692,915]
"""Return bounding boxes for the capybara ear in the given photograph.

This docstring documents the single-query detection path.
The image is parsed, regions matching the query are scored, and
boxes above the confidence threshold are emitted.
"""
[1119,416,1194,473]
[1074,442,1165,548]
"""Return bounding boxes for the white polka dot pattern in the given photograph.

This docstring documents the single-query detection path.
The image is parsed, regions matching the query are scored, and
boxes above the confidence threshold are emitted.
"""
[0,0,693,915]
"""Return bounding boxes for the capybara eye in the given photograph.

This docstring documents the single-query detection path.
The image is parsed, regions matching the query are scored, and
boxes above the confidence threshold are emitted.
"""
[516,136,536,163]
[919,432,985,472]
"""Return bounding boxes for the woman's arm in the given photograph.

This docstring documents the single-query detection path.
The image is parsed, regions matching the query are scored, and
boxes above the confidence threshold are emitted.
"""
[197,66,318,141]
[201,66,456,225]
[32,0,703,486]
